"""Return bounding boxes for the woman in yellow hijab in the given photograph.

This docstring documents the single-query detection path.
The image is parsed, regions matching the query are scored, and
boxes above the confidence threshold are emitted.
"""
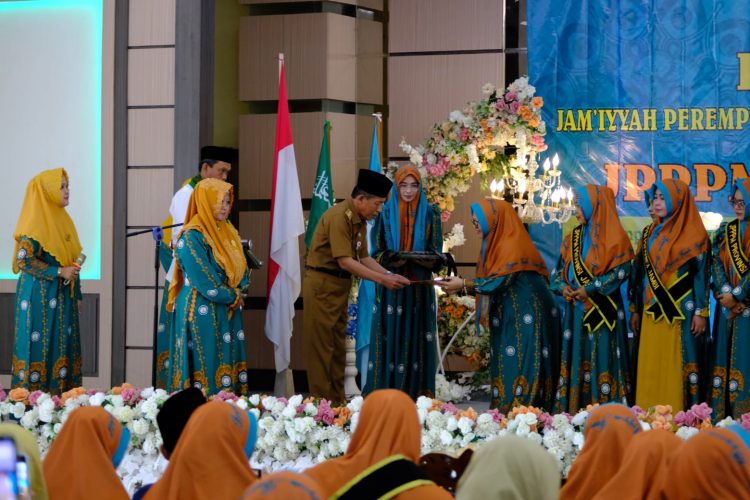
[12,168,83,394]
[166,179,249,395]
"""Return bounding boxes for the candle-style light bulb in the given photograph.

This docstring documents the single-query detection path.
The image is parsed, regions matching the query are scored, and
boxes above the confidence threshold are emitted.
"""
[498,179,505,192]
[552,153,560,170]
[543,158,551,171]
[490,179,498,194]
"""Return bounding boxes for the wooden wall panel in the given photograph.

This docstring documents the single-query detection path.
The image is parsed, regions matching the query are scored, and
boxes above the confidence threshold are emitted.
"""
[239,14,328,101]
[244,309,307,371]
[125,349,153,388]
[326,15,357,102]
[128,48,175,106]
[127,236,167,287]
[389,0,503,53]
[126,169,174,226]
[128,108,175,166]
[387,54,504,158]
[241,0,383,8]
[129,0,176,46]
[356,18,384,104]
[125,289,156,347]
[238,112,356,200]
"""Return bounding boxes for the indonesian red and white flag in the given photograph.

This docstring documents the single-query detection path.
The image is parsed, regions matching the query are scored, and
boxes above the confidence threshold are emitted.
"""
[265,56,305,372]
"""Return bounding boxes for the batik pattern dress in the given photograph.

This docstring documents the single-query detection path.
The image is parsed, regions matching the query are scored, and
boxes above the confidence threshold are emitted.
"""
[12,236,82,393]
[155,240,173,389]
[709,220,750,418]
[168,230,249,395]
[364,205,443,398]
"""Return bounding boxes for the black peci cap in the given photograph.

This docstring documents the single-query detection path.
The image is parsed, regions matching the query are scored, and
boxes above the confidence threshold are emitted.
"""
[200,146,238,164]
[356,169,393,198]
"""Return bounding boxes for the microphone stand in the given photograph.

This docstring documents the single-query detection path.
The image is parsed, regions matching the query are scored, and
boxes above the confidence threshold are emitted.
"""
[126,223,183,387]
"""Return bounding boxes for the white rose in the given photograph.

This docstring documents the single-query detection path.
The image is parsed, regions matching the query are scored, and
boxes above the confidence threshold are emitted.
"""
[439,430,453,446]
[114,406,135,423]
[132,418,150,436]
[572,431,584,449]
[12,402,26,420]
[140,399,159,420]
[457,417,473,435]
[142,435,157,455]
[281,405,297,419]
[140,387,155,399]
[261,396,276,409]
[304,403,318,417]
[38,399,55,423]
[288,395,303,408]
[20,409,38,428]
[676,426,699,440]
[416,396,433,411]
[570,411,588,427]
[235,399,248,410]
[446,417,458,432]
[715,417,735,428]
[53,422,63,434]
[88,392,106,407]
[346,396,363,413]
[248,394,261,407]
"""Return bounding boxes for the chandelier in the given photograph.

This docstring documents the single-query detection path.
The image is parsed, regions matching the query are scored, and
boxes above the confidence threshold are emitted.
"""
[489,152,575,225]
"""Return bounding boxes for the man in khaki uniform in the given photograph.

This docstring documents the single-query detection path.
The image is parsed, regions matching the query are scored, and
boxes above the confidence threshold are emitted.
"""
[304,169,410,403]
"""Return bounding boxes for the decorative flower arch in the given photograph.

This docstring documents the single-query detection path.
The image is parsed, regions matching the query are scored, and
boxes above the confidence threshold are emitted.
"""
[395,77,548,220]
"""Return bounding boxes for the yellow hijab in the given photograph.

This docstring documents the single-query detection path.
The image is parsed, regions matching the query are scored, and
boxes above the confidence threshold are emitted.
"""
[167,179,246,311]
[12,168,82,273]
[0,424,47,500]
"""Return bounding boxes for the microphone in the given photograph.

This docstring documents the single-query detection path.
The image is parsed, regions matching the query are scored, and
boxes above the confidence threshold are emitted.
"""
[240,240,262,269]
[63,253,86,285]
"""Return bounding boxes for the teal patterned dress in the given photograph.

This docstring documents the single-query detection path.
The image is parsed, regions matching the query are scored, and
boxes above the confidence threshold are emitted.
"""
[709,220,750,418]
[155,241,173,389]
[364,204,443,399]
[12,236,82,393]
[552,259,632,413]
[477,271,559,413]
[168,230,249,395]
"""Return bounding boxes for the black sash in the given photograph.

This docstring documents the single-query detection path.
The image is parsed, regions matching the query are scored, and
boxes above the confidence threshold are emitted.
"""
[333,454,434,500]
[570,226,619,332]
[725,219,749,278]
[643,230,692,324]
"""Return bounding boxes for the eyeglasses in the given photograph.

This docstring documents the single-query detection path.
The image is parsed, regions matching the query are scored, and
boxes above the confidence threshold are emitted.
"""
[728,196,746,209]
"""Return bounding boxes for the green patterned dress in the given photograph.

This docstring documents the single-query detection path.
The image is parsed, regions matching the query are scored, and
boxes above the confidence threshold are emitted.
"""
[168,230,249,395]
[477,271,560,413]
[155,241,173,389]
[12,236,82,393]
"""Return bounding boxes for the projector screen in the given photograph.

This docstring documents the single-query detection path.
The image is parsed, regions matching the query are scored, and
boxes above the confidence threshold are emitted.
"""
[0,0,102,279]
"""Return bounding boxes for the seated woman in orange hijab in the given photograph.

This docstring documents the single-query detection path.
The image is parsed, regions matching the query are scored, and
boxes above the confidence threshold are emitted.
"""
[43,406,131,500]
[305,389,452,499]
[145,401,258,500]
[166,179,250,395]
[12,168,83,394]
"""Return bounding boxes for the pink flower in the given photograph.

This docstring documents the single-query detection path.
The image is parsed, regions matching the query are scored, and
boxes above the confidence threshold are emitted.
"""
[28,390,44,406]
[0,384,6,403]
[674,410,692,427]
[538,412,554,429]
[486,409,505,424]
[510,101,521,114]
[212,390,238,402]
[441,210,451,222]
[121,387,142,404]
[314,400,335,425]
[740,413,750,432]
[505,91,517,101]
[495,100,508,111]
[460,127,470,142]
[442,403,458,415]
[691,402,712,421]
[51,395,61,408]
[531,134,546,147]
[630,406,646,418]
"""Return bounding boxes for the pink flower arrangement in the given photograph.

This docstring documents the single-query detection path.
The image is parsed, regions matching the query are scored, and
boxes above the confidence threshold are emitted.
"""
[674,403,713,429]
[314,399,336,425]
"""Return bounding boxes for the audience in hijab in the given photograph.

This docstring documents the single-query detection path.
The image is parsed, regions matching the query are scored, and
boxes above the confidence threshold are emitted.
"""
[593,429,682,500]
[455,434,560,500]
[242,471,324,499]
[43,407,131,500]
[560,403,641,499]
[132,388,207,500]
[663,424,750,499]
[304,389,452,499]
[144,401,258,500]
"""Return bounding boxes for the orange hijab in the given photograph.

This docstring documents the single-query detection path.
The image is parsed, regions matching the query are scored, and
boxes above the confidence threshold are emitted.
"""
[647,179,709,283]
[561,185,634,279]
[395,166,422,251]
[242,471,324,499]
[304,389,450,499]
[592,429,681,500]
[560,404,642,500]
[719,177,750,286]
[663,426,750,499]
[471,198,549,279]
[13,168,82,273]
[43,407,130,500]
[167,179,246,311]
[145,401,258,500]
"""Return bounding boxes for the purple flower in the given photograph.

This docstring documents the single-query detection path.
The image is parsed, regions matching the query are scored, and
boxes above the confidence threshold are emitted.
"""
[504,91,518,101]
[314,399,335,425]
[28,390,44,406]
[121,387,141,404]
[674,410,691,427]
[691,402,712,421]
[630,406,646,418]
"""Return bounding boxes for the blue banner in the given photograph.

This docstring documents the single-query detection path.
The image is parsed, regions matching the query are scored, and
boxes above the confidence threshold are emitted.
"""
[528,0,750,217]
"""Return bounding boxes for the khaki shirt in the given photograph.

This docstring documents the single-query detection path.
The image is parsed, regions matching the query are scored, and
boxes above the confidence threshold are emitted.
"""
[306,198,368,270]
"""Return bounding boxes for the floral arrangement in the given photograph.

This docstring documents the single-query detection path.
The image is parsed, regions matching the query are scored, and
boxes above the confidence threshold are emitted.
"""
[3,385,750,492]
[399,77,548,220]
[441,223,466,253]
[436,294,488,371]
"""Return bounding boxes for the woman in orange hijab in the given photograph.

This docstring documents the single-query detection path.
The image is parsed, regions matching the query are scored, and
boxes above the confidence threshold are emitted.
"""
[12,168,83,394]
[592,429,681,500]
[364,166,444,398]
[560,403,641,500]
[145,401,258,500]
[663,424,750,499]
[166,179,249,395]
[635,179,710,412]
[553,185,634,413]
[242,471,324,499]
[43,406,131,500]
[440,199,559,412]
[708,178,750,419]
[304,389,452,499]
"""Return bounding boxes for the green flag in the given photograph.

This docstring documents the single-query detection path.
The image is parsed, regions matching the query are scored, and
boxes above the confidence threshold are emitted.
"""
[305,121,334,247]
